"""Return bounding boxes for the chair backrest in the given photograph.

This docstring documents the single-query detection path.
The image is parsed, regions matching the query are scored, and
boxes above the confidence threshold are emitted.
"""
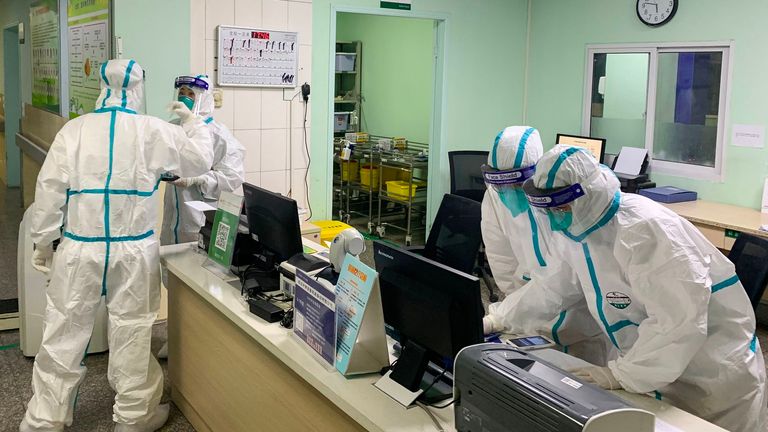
[422,194,482,274]
[727,233,768,310]
[448,151,488,203]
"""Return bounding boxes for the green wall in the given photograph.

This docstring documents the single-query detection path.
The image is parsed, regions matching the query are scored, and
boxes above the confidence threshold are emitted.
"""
[527,0,768,209]
[0,0,37,106]
[312,0,529,220]
[113,0,190,118]
[336,13,434,144]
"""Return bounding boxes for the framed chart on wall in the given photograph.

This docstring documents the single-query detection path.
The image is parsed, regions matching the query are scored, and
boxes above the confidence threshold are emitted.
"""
[217,25,299,88]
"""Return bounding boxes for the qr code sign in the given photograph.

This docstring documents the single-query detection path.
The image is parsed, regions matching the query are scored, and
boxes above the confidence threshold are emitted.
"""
[214,222,230,251]
[294,311,305,333]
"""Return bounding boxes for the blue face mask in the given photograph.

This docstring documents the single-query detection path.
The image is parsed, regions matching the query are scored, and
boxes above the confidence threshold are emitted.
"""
[498,188,529,217]
[178,95,195,111]
[548,209,573,232]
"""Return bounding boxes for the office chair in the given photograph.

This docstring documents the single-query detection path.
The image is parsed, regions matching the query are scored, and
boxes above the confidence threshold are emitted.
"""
[448,151,489,203]
[727,233,768,311]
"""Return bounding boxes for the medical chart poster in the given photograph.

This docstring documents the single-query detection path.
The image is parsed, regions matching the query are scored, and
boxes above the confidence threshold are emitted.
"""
[68,0,110,118]
[294,270,337,367]
[30,0,60,113]
[207,192,242,269]
[335,255,376,374]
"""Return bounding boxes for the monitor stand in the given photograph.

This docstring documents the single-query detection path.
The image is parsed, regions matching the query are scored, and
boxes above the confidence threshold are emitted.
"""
[374,340,453,407]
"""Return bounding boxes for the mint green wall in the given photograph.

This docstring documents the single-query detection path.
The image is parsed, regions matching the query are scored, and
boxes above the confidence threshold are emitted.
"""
[312,0,529,219]
[527,0,768,209]
[113,0,190,118]
[0,0,37,105]
[336,13,434,144]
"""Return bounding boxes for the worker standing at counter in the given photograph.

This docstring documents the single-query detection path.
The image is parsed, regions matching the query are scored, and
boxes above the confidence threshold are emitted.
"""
[499,144,766,432]
[20,59,214,432]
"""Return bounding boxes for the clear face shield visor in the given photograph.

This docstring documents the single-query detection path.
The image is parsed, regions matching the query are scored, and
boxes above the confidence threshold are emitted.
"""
[481,164,536,192]
[522,178,585,214]
[173,76,209,116]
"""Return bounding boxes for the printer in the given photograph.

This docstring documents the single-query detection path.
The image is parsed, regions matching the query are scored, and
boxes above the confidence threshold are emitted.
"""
[454,344,654,432]
[608,149,655,194]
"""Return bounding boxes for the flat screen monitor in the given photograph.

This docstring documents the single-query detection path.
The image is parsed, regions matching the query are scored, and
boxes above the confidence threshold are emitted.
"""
[242,183,303,265]
[556,133,607,164]
[373,240,484,359]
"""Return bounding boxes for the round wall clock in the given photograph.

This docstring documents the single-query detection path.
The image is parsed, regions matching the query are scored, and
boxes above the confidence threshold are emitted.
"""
[637,0,678,27]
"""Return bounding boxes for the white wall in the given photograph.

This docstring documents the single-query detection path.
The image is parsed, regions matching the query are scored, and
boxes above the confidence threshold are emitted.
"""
[191,0,313,209]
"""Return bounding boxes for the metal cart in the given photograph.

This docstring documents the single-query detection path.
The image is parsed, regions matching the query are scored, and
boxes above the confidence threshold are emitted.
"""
[332,138,380,232]
[375,142,429,246]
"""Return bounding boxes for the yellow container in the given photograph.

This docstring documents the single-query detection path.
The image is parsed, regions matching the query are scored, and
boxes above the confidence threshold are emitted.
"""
[359,164,380,188]
[381,166,400,183]
[340,160,359,181]
[386,180,419,200]
[398,170,411,182]
[312,220,355,244]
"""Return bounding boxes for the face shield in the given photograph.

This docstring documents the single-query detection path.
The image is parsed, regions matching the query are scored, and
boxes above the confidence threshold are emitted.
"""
[173,76,209,116]
[523,179,586,231]
[482,164,536,217]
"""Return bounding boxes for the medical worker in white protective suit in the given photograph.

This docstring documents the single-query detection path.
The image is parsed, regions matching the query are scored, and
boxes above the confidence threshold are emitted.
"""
[479,127,611,366]
[20,59,214,432]
[501,144,766,432]
[160,74,245,245]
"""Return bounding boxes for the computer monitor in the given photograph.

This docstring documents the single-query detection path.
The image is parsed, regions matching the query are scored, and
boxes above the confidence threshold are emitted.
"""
[373,240,484,401]
[556,133,607,163]
[242,183,303,267]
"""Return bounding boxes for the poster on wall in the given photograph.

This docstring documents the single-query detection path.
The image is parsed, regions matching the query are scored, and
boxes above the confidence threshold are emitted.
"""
[30,0,60,113]
[68,0,110,118]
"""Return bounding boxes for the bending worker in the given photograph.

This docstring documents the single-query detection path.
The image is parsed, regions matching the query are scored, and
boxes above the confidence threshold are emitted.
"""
[21,59,213,432]
[501,144,766,432]
[480,127,610,365]
[161,74,245,245]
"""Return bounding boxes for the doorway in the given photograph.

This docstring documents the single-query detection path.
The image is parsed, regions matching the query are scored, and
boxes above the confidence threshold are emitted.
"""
[328,8,446,247]
[1,23,24,325]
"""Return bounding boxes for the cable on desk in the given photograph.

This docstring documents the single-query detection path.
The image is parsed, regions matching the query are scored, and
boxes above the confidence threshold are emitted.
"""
[416,402,445,432]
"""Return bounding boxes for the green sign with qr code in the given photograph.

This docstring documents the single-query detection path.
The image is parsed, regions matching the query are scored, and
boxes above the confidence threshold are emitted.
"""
[207,192,243,268]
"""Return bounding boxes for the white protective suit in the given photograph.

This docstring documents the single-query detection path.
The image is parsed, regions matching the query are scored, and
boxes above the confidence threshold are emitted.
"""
[505,145,767,432]
[481,127,612,366]
[21,59,213,431]
[160,74,245,245]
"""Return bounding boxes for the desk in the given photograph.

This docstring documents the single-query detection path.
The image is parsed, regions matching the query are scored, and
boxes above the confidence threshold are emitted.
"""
[162,244,726,432]
[663,200,768,251]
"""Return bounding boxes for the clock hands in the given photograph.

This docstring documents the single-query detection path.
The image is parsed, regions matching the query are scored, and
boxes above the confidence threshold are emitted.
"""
[642,2,659,13]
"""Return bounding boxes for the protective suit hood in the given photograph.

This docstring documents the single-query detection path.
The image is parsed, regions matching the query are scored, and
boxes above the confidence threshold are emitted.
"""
[94,59,144,113]
[532,144,620,240]
[488,126,543,170]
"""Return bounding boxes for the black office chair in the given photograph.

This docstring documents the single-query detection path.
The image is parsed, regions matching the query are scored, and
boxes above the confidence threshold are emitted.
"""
[448,151,489,203]
[727,234,768,311]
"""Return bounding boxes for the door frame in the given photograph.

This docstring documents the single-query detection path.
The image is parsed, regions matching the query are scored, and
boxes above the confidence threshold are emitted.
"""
[326,5,449,230]
[3,22,23,188]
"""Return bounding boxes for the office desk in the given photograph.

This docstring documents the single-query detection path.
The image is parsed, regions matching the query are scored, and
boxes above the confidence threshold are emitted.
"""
[162,244,727,432]
[663,200,768,251]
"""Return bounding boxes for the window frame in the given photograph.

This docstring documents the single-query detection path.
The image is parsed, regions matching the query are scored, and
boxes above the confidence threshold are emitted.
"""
[582,42,734,181]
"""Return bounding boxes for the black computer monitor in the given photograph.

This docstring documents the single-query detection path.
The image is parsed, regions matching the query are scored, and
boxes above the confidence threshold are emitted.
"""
[556,133,607,164]
[242,183,303,266]
[373,240,484,401]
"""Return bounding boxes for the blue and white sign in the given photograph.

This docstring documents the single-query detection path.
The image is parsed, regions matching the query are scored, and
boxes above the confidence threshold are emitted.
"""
[294,270,337,367]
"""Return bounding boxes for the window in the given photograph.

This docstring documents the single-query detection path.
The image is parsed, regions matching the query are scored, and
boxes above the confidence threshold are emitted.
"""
[584,43,731,180]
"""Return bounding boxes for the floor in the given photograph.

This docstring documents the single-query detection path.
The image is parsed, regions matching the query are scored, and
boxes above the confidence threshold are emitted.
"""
[0,323,194,432]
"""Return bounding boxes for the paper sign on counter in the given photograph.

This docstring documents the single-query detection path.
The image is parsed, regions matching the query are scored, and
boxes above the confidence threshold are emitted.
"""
[184,201,217,212]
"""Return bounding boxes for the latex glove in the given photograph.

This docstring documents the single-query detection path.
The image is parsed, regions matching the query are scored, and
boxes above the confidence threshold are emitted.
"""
[569,366,622,390]
[168,101,196,123]
[171,176,204,188]
[32,243,54,275]
[483,315,503,335]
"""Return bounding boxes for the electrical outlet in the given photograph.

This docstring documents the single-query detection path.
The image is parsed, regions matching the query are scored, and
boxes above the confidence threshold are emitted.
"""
[213,88,224,109]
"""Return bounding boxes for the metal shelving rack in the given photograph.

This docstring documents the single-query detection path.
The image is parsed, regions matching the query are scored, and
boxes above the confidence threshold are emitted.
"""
[333,139,380,231]
[375,142,429,246]
[334,41,362,137]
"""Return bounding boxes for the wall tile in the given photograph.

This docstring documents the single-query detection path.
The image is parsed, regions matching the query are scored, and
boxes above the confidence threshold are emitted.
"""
[214,89,236,129]
[233,88,262,129]
[245,172,262,187]
[234,129,262,173]
[205,0,235,40]
[261,88,289,129]
[235,0,263,28]
[262,0,289,31]
[290,127,310,169]
[290,168,308,208]
[261,128,289,171]
[205,39,217,78]
[288,1,312,36]
[261,170,288,195]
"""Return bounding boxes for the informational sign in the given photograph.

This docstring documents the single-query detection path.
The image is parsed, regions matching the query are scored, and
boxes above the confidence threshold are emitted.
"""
[30,0,60,113]
[732,124,765,149]
[381,0,412,10]
[207,192,243,269]
[294,270,337,367]
[68,0,110,118]
[334,255,388,376]
[762,178,768,214]
[217,25,299,88]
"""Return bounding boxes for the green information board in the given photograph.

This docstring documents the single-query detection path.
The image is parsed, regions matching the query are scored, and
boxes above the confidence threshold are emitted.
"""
[68,0,110,118]
[207,192,243,269]
[30,0,60,113]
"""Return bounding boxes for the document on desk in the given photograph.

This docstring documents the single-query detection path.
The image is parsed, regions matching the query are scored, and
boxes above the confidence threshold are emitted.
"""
[614,147,648,175]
